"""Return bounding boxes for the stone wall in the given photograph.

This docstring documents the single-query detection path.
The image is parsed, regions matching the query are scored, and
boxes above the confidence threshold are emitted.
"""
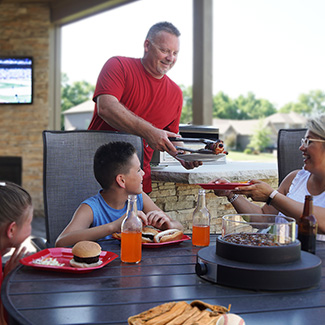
[0,3,50,216]
[149,177,278,234]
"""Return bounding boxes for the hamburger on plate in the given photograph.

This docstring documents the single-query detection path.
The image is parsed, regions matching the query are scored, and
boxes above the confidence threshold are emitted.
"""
[70,240,103,268]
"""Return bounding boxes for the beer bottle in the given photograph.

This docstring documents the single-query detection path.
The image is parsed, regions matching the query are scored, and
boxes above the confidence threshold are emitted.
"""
[121,195,142,263]
[192,189,211,247]
[298,195,318,254]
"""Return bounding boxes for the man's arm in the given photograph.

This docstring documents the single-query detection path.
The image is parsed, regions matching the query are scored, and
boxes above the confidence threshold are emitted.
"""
[97,94,178,154]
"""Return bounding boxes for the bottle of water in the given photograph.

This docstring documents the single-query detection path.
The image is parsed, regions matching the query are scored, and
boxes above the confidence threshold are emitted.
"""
[121,195,142,263]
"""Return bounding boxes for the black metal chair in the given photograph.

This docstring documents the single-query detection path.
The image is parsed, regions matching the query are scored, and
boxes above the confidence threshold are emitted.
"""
[31,130,144,250]
[277,128,307,185]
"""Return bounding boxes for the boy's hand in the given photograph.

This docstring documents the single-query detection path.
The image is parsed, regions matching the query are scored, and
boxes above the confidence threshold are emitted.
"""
[137,211,148,226]
[146,210,172,230]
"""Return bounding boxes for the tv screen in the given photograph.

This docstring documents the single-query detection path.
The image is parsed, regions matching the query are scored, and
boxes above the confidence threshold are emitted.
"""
[0,57,33,104]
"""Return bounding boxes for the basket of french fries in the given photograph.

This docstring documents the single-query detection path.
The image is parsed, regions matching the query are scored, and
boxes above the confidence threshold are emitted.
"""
[128,300,233,325]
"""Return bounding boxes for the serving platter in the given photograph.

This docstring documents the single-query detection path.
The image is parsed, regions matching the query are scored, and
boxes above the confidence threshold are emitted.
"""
[199,182,251,190]
[176,153,225,162]
[20,247,118,273]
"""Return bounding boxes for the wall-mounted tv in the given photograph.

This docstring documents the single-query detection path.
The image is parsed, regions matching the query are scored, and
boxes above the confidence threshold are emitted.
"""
[0,57,33,104]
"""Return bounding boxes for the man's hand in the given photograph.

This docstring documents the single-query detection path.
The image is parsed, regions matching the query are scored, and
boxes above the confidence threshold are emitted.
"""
[145,128,179,155]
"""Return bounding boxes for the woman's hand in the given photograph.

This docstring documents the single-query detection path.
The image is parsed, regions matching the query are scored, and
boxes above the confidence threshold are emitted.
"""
[232,179,274,202]
[210,178,233,198]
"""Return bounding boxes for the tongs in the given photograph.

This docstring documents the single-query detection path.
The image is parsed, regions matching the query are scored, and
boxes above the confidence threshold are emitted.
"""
[169,137,218,155]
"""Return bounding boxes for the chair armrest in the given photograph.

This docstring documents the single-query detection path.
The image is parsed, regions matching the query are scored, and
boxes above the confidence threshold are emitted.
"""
[30,237,48,251]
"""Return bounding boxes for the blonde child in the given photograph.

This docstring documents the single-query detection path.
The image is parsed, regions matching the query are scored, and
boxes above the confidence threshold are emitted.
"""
[0,182,33,324]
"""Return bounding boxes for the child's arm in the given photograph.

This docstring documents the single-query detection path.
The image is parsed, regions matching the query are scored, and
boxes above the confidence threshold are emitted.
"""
[142,193,184,231]
[55,204,124,247]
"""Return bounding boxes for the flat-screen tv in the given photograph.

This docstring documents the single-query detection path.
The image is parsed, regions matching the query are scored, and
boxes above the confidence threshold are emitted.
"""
[0,57,33,104]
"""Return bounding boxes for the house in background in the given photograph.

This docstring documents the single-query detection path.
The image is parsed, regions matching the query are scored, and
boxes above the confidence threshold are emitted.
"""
[64,101,307,151]
[213,112,307,151]
[63,100,94,130]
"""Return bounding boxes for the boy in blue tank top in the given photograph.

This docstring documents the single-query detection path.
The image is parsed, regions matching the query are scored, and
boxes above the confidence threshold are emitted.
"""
[55,141,183,247]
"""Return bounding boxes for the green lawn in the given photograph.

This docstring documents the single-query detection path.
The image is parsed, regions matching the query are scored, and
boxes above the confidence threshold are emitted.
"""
[227,151,277,163]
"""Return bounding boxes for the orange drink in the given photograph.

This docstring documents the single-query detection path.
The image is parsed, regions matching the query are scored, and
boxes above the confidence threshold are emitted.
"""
[121,231,142,263]
[192,225,210,247]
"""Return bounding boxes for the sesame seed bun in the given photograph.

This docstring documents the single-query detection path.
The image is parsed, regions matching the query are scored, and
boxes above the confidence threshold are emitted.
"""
[70,241,102,268]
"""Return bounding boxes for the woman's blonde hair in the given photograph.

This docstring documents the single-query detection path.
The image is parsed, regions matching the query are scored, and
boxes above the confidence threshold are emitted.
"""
[306,114,325,139]
[0,181,32,226]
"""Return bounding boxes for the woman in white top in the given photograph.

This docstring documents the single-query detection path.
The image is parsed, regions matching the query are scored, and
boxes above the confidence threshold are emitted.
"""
[212,114,325,233]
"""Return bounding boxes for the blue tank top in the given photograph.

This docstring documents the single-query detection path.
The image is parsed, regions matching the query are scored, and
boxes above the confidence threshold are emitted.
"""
[82,191,144,240]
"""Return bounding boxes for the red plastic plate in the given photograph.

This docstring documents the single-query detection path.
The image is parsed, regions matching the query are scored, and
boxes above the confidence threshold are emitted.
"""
[143,234,191,247]
[114,234,191,247]
[198,182,251,190]
[20,247,118,273]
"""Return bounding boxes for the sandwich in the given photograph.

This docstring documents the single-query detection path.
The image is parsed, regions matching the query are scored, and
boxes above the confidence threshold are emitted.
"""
[112,227,183,243]
[70,240,103,268]
[141,226,159,243]
[153,229,183,243]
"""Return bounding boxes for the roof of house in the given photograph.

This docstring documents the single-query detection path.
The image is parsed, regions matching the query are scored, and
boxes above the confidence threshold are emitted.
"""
[63,100,94,115]
[213,112,307,136]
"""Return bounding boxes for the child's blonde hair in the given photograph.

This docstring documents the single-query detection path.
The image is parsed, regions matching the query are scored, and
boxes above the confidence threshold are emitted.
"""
[0,181,32,226]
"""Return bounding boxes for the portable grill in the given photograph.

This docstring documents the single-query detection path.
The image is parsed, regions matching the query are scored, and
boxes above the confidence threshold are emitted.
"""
[196,214,321,290]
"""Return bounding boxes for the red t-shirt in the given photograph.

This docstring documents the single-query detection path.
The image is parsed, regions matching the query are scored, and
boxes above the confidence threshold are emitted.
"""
[88,56,183,193]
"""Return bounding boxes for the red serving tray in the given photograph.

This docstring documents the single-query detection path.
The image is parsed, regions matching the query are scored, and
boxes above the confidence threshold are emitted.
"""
[20,247,118,273]
[198,182,251,190]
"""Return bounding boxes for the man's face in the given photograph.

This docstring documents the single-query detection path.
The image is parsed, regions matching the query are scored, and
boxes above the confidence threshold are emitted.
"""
[143,31,180,78]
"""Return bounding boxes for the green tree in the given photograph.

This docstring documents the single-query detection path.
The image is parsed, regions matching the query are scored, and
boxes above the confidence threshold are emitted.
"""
[180,85,193,124]
[61,73,95,129]
[234,92,276,119]
[213,91,238,119]
[213,91,276,120]
[246,119,272,153]
[279,90,325,116]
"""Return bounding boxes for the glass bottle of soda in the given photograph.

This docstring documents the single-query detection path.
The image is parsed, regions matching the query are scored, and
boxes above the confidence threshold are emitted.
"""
[121,195,142,263]
[298,195,318,254]
[192,189,211,247]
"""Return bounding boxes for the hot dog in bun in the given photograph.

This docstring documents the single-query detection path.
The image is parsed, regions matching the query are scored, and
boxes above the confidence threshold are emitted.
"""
[154,229,184,243]
[141,226,159,243]
[70,241,103,268]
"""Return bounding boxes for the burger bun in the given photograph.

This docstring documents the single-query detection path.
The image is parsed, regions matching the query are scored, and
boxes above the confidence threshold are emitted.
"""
[70,241,102,268]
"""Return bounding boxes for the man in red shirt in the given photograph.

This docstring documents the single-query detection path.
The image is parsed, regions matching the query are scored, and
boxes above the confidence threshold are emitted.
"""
[88,21,200,193]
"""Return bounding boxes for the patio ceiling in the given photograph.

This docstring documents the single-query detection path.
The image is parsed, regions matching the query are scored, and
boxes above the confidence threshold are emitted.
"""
[1,0,139,25]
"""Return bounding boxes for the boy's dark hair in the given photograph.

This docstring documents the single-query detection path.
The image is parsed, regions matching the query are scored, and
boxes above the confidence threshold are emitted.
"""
[94,141,136,189]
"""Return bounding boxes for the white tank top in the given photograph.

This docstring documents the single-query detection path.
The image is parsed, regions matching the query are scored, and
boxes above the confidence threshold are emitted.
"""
[286,169,325,207]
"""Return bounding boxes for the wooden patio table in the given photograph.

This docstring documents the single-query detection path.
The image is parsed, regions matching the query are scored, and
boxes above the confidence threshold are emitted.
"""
[2,235,325,324]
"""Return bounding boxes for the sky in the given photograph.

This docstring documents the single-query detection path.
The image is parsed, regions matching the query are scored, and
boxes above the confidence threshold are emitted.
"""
[61,0,325,109]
